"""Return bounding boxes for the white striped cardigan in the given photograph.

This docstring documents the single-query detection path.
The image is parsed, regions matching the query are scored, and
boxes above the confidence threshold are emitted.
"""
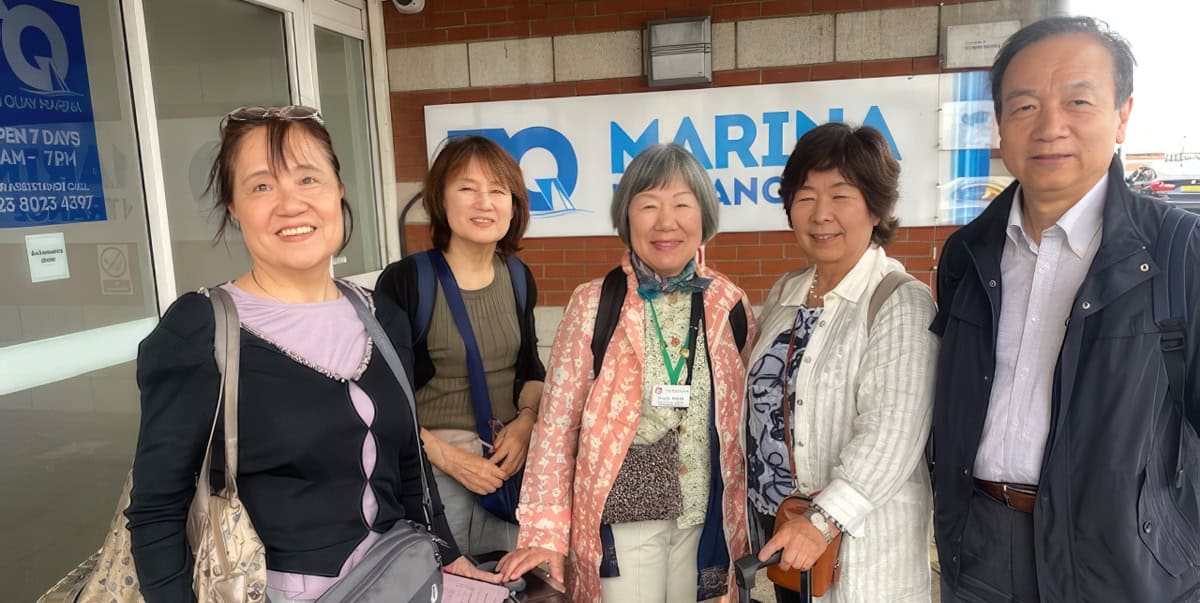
[748,245,937,602]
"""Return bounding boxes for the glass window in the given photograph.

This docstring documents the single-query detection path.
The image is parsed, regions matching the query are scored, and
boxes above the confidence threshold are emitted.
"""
[0,0,157,597]
[316,27,381,277]
[144,0,292,294]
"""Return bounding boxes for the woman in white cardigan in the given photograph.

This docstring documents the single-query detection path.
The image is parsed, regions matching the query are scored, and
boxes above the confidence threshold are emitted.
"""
[748,122,937,602]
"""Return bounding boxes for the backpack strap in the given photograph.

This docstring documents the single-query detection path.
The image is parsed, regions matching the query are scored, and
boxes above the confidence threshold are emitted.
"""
[868,270,918,330]
[411,250,437,344]
[1151,207,1199,488]
[506,255,529,314]
[592,267,628,379]
[729,300,749,353]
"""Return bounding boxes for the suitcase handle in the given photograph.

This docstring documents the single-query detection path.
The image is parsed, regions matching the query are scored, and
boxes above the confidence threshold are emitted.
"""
[733,551,811,603]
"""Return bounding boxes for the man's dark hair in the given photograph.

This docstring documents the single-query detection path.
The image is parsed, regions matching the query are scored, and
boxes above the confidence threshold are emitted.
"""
[991,16,1136,120]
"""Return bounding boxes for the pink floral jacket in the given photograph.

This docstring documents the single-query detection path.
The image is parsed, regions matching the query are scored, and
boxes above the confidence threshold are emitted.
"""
[516,260,758,602]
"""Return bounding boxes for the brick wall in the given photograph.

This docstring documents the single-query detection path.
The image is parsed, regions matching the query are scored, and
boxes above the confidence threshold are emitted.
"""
[386,0,1048,306]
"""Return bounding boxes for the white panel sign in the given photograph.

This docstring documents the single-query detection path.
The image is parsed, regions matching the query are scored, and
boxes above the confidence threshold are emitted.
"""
[26,232,69,283]
[946,21,1020,69]
[425,74,949,237]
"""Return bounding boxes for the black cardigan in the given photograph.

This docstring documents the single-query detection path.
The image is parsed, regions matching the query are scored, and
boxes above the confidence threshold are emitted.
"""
[125,288,459,602]
[374,254,547,396]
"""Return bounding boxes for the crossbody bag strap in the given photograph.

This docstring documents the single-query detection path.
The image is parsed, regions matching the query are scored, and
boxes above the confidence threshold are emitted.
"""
[867,271,916,330]
[428,250,498,445]
[336,280,436,526]
[780,270,916,489]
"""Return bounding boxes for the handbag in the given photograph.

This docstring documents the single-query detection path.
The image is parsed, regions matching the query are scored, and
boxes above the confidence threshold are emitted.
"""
[325,281,447,602]
[600,429,684,524]
[428,250,524,524]
[767,495,842,596]
[766,303,841,598]
[38,287,267,603]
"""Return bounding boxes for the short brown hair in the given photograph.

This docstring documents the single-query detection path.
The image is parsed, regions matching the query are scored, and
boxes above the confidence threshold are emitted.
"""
[424,136,530,257]
[779,122,900,246]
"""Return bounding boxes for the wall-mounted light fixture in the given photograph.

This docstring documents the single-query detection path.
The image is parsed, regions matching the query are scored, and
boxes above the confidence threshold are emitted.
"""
[644,17,712,87]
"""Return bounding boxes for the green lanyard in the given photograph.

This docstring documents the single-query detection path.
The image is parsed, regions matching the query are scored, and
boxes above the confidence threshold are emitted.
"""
[648,300,691,385]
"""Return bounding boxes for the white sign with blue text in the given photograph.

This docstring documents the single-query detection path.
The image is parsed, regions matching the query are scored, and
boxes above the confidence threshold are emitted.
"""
[425,74,945,237]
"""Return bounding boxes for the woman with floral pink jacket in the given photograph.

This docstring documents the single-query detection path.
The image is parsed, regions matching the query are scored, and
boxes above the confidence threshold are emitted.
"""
[497,144,757,603]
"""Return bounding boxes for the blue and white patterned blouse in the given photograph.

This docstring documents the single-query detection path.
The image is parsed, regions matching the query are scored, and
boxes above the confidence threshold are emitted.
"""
[746,305,823,516]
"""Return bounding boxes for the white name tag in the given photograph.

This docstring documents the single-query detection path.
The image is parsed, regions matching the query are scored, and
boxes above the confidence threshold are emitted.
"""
[651,384,691,408]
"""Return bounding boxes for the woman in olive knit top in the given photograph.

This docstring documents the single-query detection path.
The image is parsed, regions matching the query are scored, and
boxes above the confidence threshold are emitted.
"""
[375,136,545,555]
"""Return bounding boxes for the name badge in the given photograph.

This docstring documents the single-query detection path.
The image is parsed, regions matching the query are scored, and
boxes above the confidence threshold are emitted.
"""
[651,384,691,408]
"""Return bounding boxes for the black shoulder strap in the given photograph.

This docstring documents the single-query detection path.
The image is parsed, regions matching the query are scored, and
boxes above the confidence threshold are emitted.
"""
[729,299,748,353]
[412,251,437,344]
[506,254,529,313]
[590,267,752,377]
[1151,207,1199,488]
[592,267,627,379]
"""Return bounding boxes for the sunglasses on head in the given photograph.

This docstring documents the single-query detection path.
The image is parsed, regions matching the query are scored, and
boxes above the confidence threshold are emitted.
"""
[220,105,324,130]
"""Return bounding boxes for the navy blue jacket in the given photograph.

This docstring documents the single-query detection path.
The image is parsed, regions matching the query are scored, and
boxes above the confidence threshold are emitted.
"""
[930,157,1200,601]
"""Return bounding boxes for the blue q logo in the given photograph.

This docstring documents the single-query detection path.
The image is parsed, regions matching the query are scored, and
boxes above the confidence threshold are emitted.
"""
[0,0,75,96]
[447,127,583,216]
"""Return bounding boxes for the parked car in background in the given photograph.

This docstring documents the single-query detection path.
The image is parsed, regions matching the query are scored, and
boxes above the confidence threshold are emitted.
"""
[1131,176,1200,213]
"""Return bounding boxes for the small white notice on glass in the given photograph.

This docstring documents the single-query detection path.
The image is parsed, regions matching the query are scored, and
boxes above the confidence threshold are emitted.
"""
[441,573,511,603]
[26,232,70,283]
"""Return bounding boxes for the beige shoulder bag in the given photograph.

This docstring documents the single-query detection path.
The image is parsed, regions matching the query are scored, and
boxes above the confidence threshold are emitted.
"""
[39,287,267,602]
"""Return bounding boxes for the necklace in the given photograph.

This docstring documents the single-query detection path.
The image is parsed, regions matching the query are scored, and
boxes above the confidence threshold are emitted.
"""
[251,269,286,303]
[807,270,822,305]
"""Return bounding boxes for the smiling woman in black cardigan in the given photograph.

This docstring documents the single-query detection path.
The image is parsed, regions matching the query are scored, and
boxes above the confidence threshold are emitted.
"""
[124,107,492,602]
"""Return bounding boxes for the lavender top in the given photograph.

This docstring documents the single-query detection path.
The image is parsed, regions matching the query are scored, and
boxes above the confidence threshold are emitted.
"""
[221,283,381,600]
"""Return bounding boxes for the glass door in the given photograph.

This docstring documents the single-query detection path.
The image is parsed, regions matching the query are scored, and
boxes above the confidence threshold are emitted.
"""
[0,0,159,597]
[0,0,391,598]
[145,0,384,295]
[143,0,295,293]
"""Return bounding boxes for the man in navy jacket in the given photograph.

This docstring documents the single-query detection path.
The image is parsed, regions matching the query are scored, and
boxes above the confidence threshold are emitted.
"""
[931,16,1200,602]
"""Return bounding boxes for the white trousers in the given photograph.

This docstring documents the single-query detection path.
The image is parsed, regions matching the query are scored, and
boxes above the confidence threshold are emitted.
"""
[599,519,713,603]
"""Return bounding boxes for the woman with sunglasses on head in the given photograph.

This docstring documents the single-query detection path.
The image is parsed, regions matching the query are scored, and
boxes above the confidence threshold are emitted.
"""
[125,106,492,602]
[375,135,545,556]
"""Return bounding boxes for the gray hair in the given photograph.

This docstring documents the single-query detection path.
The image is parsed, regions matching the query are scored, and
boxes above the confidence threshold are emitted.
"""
[610,143,721,247]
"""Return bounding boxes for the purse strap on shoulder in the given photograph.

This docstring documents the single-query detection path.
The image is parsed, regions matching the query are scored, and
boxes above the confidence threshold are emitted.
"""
[336,280,436,527]
[195,287,242,510]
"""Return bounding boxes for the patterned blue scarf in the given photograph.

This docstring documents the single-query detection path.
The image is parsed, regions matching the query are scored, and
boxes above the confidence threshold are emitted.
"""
[630,252,712,300]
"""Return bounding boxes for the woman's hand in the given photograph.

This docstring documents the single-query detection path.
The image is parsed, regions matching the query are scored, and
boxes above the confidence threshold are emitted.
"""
[443,445,507,495]
[495,546,565,584]
[443,556,503,583]
[490,412,535,477]
[758,516,837,573]
[423,427,507,495]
